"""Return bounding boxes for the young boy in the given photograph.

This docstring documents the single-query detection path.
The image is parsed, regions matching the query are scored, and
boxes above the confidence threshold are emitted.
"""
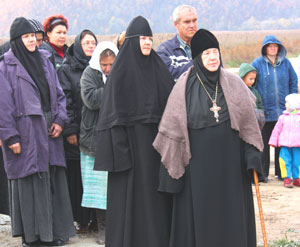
[239,63,264,110]
[239,63,266,183]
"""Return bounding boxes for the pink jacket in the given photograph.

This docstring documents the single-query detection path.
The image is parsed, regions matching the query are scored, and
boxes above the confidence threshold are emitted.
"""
[269,110,300,147]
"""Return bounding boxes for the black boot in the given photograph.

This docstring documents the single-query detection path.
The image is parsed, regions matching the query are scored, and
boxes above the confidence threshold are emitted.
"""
[95,209,106,245]
[22,236,40,247]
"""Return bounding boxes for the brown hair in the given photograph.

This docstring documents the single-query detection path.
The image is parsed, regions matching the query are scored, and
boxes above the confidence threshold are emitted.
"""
[43,14,69,34]
[100,48,116,60]
[117,31,126,49]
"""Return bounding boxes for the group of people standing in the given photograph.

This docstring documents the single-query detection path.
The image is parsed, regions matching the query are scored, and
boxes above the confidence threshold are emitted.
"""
[0,13,119,247]
[0,4,298,247]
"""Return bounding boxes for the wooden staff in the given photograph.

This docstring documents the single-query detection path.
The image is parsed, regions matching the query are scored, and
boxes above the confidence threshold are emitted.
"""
[253,170,268,247]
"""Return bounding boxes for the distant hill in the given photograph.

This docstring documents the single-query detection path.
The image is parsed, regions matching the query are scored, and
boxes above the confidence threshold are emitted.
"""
[0,0,300,36]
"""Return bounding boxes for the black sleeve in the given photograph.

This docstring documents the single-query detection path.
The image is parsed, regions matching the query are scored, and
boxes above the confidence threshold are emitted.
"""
[94,126,132,172]
[158,164,184,194]
[244,142,264,182]
[57,65,78,137]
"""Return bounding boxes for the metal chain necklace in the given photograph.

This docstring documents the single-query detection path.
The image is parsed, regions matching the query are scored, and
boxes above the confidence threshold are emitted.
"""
[196,72,221,123]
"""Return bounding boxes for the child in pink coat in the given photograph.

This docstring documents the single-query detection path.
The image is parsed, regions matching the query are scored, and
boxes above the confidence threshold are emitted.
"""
[269,93,300,188]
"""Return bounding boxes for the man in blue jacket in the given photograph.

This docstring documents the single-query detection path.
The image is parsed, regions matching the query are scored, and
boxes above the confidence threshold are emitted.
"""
[252,35,298,182]
[156,5,197,81]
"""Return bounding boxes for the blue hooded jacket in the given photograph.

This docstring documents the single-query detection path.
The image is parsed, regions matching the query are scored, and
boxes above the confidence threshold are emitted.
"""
[252,35,298,122]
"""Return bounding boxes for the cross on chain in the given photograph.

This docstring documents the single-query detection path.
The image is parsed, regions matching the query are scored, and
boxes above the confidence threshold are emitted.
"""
[210,100,221,122]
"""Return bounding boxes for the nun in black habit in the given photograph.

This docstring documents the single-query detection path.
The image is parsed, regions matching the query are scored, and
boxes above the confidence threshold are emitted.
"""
[153,29,264,247]
[94,16,174,247]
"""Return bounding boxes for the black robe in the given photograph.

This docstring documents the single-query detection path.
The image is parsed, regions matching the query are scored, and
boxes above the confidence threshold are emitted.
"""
[159,120,262,247]
[94,16,174,247]
[0,149,9,215]
[95,124,172,247]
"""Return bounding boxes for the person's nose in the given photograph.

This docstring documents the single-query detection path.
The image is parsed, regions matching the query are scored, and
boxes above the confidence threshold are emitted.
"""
[189,21,196,28]
[209,53,217,60]
[105,65,112,75]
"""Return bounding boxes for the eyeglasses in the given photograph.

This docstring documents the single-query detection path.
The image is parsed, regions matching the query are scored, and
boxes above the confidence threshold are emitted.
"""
[81,41,97,47]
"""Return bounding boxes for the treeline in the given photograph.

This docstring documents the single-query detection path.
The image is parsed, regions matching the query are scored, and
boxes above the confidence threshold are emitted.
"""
[0,0,300,36]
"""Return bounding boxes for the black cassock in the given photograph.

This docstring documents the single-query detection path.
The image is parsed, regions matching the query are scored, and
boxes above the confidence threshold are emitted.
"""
[159,120,262,247]
[0,149,9,215]
[94,123,172,247]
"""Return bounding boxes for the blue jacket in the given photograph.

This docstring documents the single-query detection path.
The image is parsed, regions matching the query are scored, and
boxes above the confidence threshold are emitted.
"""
[156,35,193,81]
[0,49,69,179]
[252,35,298,122]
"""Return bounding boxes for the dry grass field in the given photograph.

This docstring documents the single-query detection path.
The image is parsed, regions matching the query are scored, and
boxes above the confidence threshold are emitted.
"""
[1,29,300,68]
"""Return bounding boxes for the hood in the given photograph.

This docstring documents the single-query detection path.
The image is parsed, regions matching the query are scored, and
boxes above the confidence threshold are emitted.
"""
[238,63,256,78]
[261,35,286,63]
[238,63,257,87]
[63,43,86,70]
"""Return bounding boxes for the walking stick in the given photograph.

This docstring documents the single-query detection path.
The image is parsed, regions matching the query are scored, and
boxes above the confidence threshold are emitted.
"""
[253,170,268,247]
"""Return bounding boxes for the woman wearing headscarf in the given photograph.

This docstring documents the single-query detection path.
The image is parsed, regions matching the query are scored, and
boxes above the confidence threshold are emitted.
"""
[0,18,45,57]
[0,17,75,247]
[57,29,97,234]
[93,16,174,247]
[153,29,264,247]
[80,41,118,245]
[43,14,69,69]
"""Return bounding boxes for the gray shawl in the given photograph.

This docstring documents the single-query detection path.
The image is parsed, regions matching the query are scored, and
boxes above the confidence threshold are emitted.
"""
[153,67,264,179]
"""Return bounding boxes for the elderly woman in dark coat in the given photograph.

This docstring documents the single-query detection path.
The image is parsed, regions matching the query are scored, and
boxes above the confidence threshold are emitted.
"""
[154,29,263,247]
[80,41,118,244]
[0,17,75,247]
[57,29,97,233]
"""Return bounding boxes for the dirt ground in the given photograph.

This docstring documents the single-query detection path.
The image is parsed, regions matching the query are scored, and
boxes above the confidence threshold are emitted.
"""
[1,161,300,247]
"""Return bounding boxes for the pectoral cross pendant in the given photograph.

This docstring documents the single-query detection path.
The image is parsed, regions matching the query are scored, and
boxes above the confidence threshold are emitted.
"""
[210,100,221,122]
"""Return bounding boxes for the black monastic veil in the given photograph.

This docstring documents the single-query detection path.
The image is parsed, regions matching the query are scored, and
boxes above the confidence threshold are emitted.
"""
[94,16,174,247]
[97,16,174,130]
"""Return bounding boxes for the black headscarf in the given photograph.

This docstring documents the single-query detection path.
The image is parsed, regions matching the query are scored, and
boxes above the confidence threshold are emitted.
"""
[186,29,229,129]
[97,16,174,130]
[73,29,97,67]
[10,17,50,112]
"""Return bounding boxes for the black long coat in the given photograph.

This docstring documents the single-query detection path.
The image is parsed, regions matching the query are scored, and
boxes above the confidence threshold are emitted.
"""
[57,44,86,160]
[0,149,9,215]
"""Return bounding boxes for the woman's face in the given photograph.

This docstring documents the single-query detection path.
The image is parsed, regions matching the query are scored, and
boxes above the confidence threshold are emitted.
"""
[201,48,220,72]
[266,43,279,57]
[139,36,153,56]
[100,55,115,76]
[21,33,37,52]
[47,24,67,48]
[81,34,97,57]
